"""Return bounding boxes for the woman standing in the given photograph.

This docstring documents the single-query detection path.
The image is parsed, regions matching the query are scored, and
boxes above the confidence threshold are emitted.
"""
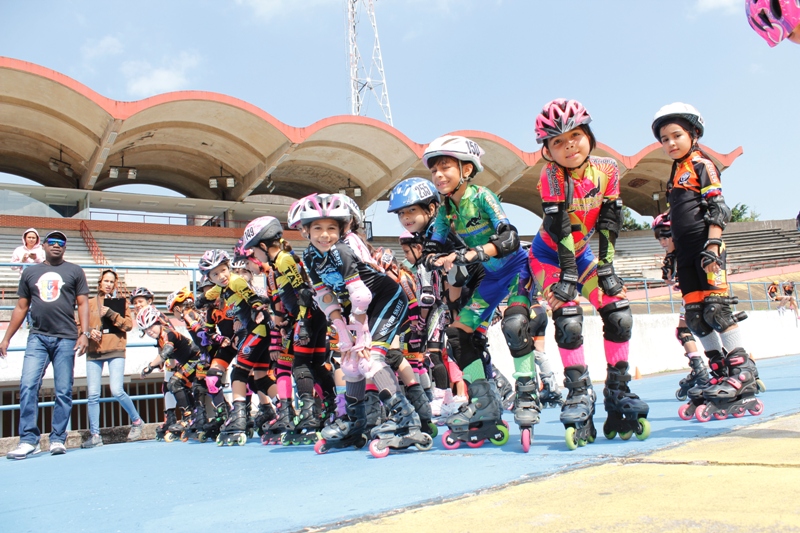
[10,228,45,273]
[80,270,144,448]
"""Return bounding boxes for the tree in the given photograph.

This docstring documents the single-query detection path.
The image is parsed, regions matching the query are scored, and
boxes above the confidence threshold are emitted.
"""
[621,206,650,231]
[729,203,760,222]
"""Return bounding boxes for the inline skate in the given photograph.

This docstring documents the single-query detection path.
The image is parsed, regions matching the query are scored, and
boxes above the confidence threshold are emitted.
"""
[602,362,651,441]
[561,366,597,451]
[492,365,516,411]
[405,384,437,437]
[261,400,295,445]
[216,400,249,446]
[364,389,385,438]
[281,394,320,445]
[538,371,564,408]
[203,402,229,442]
[441,379,509,450]
[369,392,433,457]
[513,376,541,453]
[253,402,277,437]
[696,348,764,422]
[182,403,208,442]
[244,395,256,438]
[314,398,369,454]
[155,408,178,442]
[678,350,720,420]
[675,356,709,401]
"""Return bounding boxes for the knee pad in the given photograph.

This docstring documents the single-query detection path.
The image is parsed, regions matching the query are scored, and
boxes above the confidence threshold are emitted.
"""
[552,306,583,350]
[340,353,365,381]
[675,326,696,346]
[529,304,548,338]
[501,305,534,357]
[230,366,250,385]
[251,375,275,395]
[384,348,405,372]
[292,363,314,383]
[599,299,633,343]
[167,375,190,395]
[703,296,737,332]
[685,303,713,338]
[446,327,480,369]
[191,380,208,397]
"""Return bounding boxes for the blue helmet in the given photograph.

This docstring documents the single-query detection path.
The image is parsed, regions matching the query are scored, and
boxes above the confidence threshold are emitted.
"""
[387,177,441,213]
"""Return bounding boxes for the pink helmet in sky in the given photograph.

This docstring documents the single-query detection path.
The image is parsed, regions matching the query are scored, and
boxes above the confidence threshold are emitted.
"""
[535,99,592,144]
[422,135,484,174]
[746,0,800,47]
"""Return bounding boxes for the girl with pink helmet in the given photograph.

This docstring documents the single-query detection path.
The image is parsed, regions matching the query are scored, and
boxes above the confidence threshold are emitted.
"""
[530,98,650,450]
[746,0,800,46]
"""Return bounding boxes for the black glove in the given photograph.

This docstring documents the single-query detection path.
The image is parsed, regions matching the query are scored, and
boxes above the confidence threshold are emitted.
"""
[453,246,489,266]
[597,263,624,296]
[700,239,725,269]
[661,252,676,281]
[294,319,311,346]
[140,364,154,379]
[551,270,579,303]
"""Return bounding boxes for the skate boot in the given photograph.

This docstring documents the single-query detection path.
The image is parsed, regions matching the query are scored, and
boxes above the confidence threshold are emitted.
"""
[216,400,249,446]
[244,395,255,438]
[204,402,229,441]
[560,366,597,451]
[679,350,721,420]
[492,365,516,411]
[183,403,208,442]
[364,389,385,438]
[321,392,338,426]
[602,362,651,442]
[369,393,433,458]
[513,376,541,453]
[441,379,509,450]
[261,400,295,445]
[156,409,177,442]
[281,394,320,445]
[405,383,437,438]
[696,348,764,422]
[675,356,709,401]
[315,398,369,454]
[253,402,277,437]
[538,371,564,408]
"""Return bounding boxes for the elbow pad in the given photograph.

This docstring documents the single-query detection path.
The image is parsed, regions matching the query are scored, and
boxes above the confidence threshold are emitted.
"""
[297,287,315,310]
[158,343,175,362]
[314,287,342,318]
[542,203,571,243]
[489,223,520,258]
[702,195,731,229]
[347,279,372,316]
[597,199,622,237]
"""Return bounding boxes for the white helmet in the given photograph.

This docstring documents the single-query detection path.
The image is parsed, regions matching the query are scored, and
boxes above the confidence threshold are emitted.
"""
[136,306,164,330]
[422,135,484,174]
[287,196,308,230]
[298,193,352,226]
[336,194,363,226]
[651,103,705,140]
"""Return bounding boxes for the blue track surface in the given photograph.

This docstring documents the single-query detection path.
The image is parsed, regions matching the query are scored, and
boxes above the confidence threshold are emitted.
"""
[2,355,799,533]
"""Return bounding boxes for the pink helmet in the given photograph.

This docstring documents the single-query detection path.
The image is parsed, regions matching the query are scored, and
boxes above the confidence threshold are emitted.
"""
[398,230,424,246]
[652,213,672,238]
[746,0,800,47]
[535,99,592,144]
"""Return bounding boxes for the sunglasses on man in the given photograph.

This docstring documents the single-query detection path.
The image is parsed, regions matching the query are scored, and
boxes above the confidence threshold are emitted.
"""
[45,238,66,247]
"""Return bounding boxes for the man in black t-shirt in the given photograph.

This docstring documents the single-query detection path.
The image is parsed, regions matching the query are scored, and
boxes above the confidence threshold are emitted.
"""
[0,231,90,459]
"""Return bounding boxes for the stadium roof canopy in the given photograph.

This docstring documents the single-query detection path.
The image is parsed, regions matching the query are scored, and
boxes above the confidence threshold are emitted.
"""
[0,57,742,217]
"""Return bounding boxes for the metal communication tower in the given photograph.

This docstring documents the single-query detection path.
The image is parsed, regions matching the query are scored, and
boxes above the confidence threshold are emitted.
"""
[346,0,393,126]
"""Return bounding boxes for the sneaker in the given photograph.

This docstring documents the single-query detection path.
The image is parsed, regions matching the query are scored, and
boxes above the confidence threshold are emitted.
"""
[429,388,447,418]
[127,422,143,442]
[6,442,41,460]
[439,393,468,419]
[50,442,66,455]
[80,434,103,449]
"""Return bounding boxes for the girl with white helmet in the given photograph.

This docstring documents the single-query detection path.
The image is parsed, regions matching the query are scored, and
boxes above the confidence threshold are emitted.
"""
[421,135,536,451]
[652,102,763,423]
[199,249,277,445]
[531,98,650,450]
[746,0,800,46]
[299,193,432,457]
[241,215,337,445]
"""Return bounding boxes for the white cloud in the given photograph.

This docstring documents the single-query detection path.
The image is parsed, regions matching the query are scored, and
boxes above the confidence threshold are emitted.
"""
[120,52,200,98]
[81,35,124,63]
[694,0,740,15]
[235,0,337,21]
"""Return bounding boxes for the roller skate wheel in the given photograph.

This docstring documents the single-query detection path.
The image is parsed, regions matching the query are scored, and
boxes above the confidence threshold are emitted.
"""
[180,433,189,443]
[369,439,391,458]
[466,438,484,448]
[604,429,617,440]
[198,433,208,443]
[216,434,223,446]
[635,418,651,441]
[441,430,461,450]
[675,389,687,402]
[756,379,766,393]
[619,430,633,441]
[678,403,694,421]
[713,411,727,421]
[695,404,712,423]
[577,438,588,447]
[236,433,247,446]
[164,432,177,443]
[748,399,764,416]
[489,423,510,446]
[520,428,531,453]
[427,422,439,439]
[731,407,746,418]
[564,427,578,451]
[414,434,433,452]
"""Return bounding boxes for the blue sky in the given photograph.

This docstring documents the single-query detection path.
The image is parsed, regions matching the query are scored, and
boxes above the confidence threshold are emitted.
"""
[1,0,798,235]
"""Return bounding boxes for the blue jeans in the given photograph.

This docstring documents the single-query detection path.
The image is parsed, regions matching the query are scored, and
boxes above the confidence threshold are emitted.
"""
[86,357,142,435]
[19,334,76,445]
